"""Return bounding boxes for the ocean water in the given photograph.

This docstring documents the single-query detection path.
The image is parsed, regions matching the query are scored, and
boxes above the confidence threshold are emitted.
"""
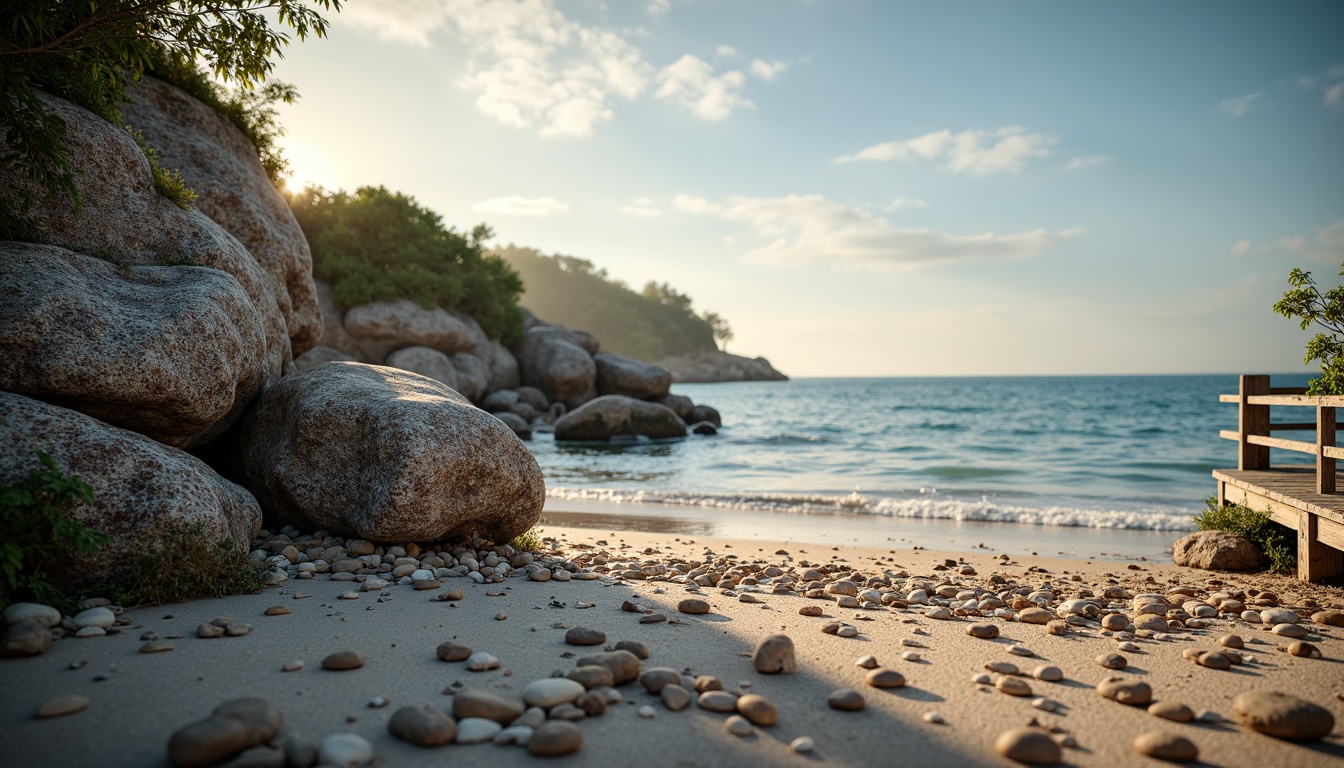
[533,375,1315,545]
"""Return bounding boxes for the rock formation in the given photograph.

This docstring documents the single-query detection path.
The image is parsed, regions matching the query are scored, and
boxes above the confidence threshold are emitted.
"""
[1172,530,1264,572]
[555,396,688,442]
[658,350,788,383]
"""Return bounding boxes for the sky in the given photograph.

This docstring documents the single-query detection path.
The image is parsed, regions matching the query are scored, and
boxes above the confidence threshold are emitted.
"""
[266,0,1344,377]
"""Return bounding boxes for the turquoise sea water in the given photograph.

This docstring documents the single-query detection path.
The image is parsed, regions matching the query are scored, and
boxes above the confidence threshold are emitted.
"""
[533,374,1314,533]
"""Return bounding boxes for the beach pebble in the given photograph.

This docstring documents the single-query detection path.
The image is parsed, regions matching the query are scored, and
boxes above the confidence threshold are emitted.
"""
[613,640,650,659]
[902,651,921,662]
[1045,620,1070,636]
[790,736,816,753]
[737,694,778,726]
[1271,623,1309,639]
[638,705,657,718]
[574,650,641,684]
[281,661,303,672]
[168,716,252,768]
[799,605,823,617]
[528,721,583,756]
[677,598,711,615]
[866,668,906,689]
[73,607,114,629]
[725,715,753,736]
[923,711,945,724]
[1018,607,1053,624]
[1032,665,1063,682]
[455,718,503,744]
[4,603,60,628]
[436,642,472,662]
[638,613,667,624]
[2,618,53,656]
[694,675,723,693]
[388,705,456,746]
[985,662,1019,675]
[1031,697,1057,712]
[322,651,364,671]
[224,623,251,637]
[925,607,952,620]
[1148,701,1195,722]
[994,727,1062,765]
[1097,676,1152,706]
[752,634,796,674]
[140,641,174,654]
[996,677,1032,697]
[438,588,465,601]
[1117,641,1140,652]
[1134,615,1168,632]
[567,665,615,690]
[212,698,283,745]
[1132,731,1199,762]
[856,654,879,669]
[827,687,865,711]
[967,623,999,639]
[564,627,605,646]
[1218,634,1244,649]
[264,605,290,616]
[1312,610,1344,626]
[1101,614,1129,631]
[1007,645,1033,657]
[1260,608,1299,625]
[1288,641,1321,658]
[661,684,692,711]
[1232,691,1335,741]
[1096,653,1127,670]
[452,689,524,724]
[1196,651,1231,670]
[698,691,739,713]
[523,678,585,709]
[75,627,105,638]
[640,667,682,693]
[36,694,89,719]
[972,673,992,685]
[466,651,500,671]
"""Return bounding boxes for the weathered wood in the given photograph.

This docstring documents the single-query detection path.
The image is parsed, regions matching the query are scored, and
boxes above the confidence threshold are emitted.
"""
[1239,376,1270,470]
[1246,434,1315,454]
[1247,394,1344,406]
[1269,422,1320,431]
[1270,387,1309,395]
[1321,516,1344,551]
[1299,509,1344,581]
[1213,469,1344,526]
[1319,406,1336,495]
[1325,446,1344,461]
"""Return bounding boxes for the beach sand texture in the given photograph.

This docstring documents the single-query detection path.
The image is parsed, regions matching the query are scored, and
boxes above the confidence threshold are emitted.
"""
[3,526,1342,767]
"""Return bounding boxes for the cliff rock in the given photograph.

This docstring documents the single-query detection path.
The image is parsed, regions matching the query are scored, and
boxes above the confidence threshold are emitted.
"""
[658,350,788,383]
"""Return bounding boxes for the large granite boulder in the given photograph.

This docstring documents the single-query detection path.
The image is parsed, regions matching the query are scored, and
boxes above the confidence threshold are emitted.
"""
[555,395,687,441]
[386,346,459,391]
[513,326,597,409]
[0,243,267,448]
[292,345,355,372]
[344,300,478,357]
[0,393,262,587]
[594,353,672,400]
[123,76,321,357]
[1172,530,1264,572]
[449,352,490,403]
[1,91,295,384]
[658,350,788,383]
[232,363,544,543]
[479,340,522,392]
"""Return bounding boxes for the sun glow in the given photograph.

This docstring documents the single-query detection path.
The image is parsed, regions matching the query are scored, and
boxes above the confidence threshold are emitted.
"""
[280,141,340,194]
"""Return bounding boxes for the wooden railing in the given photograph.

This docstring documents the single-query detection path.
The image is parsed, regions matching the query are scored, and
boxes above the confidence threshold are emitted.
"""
[1218,374,1344,494]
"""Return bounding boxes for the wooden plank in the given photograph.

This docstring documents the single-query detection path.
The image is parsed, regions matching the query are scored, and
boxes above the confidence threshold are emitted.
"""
[1221,484,1300,528]
[1219,430,1238,442]
[1219,394,1239,404]
[1271,387,1309,395]
[1246,434,1314,454]
[1269,423,1319,431]
[1319,406,1336,495]
[1326,446,1344,461]
[1240,376,1271,470]
[1321,516,1344,551]
[1212,469,1344,525]
[1247,394,1344,406]
[1299,509,1344,581]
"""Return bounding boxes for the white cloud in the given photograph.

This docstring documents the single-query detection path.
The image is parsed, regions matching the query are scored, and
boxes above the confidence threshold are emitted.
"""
[1061,155,1107,172]
[885,196,929,211]
[1219,92,1262,117]
[647,0,671,16]
[1231,220,1344,263]
[748,58,787,82]
[343,0,651,137]
[655,55,753,120]
[1295,65,1344,110]
[685,194,1076,270]
[472,195,569,217]
[833,127,1057,175]
[716,45,739,59]
[619,196,662,217]
[672,193,723,214]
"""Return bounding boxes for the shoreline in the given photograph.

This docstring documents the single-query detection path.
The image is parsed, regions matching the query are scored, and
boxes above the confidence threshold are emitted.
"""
[3,525,1341,766]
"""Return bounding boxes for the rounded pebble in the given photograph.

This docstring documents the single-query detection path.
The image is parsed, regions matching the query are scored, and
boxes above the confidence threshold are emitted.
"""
[866,668,906,689]
[725,715,753,736]
[677,599,711,615]
[322,651,364,671]
[1032,665,1063,682]
[317,733,373,767]
[528,721,583,756]
[1232,690,1335,741]
[564,627,605,646]
[736,694,778,726]
[36,694,90,719]
[994,727,1062,765]
[1132,731,1199,762]
[752,634,796,674]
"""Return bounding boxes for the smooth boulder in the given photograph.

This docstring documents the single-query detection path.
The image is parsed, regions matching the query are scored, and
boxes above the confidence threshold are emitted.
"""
[513,326,597,409]
[1172,530,1264,572]
[554,396,687,442]
[292,345,355,372]
[386,346,460,391]
[344,300,477,357]
[0,393,261,587]
[593,353,672,400]
[0,243,267,448]
[232,363,544,543]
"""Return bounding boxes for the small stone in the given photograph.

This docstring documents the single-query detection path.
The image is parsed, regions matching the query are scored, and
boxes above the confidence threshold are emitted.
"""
[1045,620,1070,636]
[856,655,879,669]
[1097,653,1127,670]
[985,662,1019,675]
[698,691,739,713]
[799,605,823,617]
[281,661,303,672]
[438,588,465,601]
[4,603,60,628]
[73,607,115,629]
[74,626,105,638]
[752,634,796,674]
[455,717,503,744]
[1132,731,1199,762]
[612,640,649,659]
[1148,701,1195,722]
[36,694,90,719]
[790,736,815,753]
[967,623,999,639]
[2,618,53,656]
[902,651,921,662]
[1311,610,1344,627]
[1218,634,1244,649]
[996,677,1032,697]
[1096,676,1152,706]
[567,665,615,689]
[639,667,682,694]
[828,688,865,711]
[1018,607,1053,624]
[1271,623,1309,639]
[995,727,1062,765]
[197,622,225,639]
[436,642,472,662]
[574,650,641,685]
[736,694,778,726]
[1260,608,1299,625]
[140,641,174,654]
[837,625,859,638]
[452,689,525,724]
[168,716,252,768]
[922,711,945,724]
[677,598,711,615]
[1232,690,1335,741]
[264,606,291,616]
[1031,698,1057,712]
[1101,614,1129,631]
[1288,641,1320,658]
[322,651,364,671]
[466,651,500,671]
[1195,651,1231,670]
[638,613,667,624]
[528,721,583,756]
[725,714,753,736]
[693,675,723,693]
[925,607,952,620]
[495,725,534,746]
[866,668,906,689]
[224,623,252,637]
[522,678,586,708]
[1032,665,1063,682]
[661,684,692,711]
[564,627,606,646]
[388,705,456,746]
[1008,645,1033,657]
[638,705,657,718]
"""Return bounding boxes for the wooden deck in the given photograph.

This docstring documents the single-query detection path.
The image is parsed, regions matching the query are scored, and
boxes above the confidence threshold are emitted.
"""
[1214,467,1344,581]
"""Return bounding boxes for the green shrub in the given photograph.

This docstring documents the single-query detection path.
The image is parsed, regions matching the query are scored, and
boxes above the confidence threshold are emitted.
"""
[509,526,543,553]
[95,521,266,607]
[292,185,525,344]
[1194,496,1296,573]
[0,451,107,609]
[126,127,197,210]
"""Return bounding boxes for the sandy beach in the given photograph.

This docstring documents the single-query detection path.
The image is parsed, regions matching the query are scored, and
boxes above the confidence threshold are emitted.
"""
[3,524,1342,767]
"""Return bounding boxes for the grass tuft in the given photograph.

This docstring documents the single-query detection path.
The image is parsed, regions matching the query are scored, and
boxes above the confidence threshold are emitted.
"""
[509,526,543,553]
[1194,496,1296,573]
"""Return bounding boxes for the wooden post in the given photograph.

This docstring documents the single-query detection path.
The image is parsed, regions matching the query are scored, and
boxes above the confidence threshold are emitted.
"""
[1238,375,1270,471]
[1298,509,1344,581]
[1319,405,1336,495]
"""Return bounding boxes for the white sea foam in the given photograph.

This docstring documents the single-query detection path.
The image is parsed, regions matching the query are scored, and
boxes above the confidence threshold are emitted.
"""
[544,487,1198,531]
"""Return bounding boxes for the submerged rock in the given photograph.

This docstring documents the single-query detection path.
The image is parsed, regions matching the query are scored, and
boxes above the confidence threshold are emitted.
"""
[555,395,687,441]
[513,325,597,409]
[594,352,672,400]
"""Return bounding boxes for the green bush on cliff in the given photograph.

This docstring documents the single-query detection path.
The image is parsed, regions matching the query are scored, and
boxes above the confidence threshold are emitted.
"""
[1193,496,1295,573]
[0,452,107,609]
[496,246,721,361]
[291,185,525,344]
